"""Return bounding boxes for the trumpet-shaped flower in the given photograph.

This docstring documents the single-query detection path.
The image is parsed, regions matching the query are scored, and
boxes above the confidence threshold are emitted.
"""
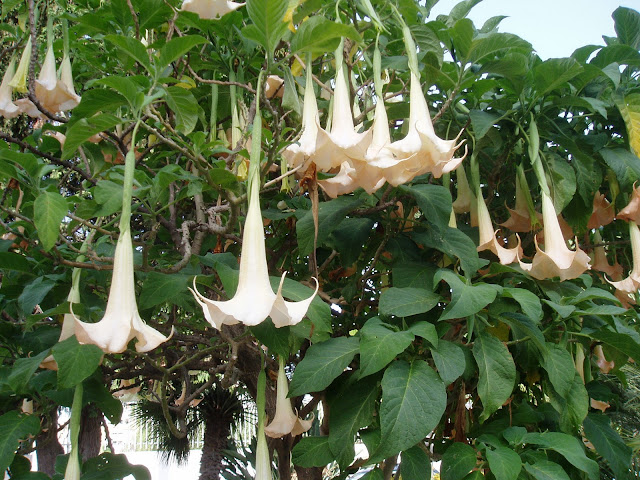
[180,0,245,18]
[594,345,615,374]
[9,37,31,94]
[477,189,522,265]
[370,72,465,185]
[264,75,284,99]
[264,357,313,438]
[452,166,472,214]
[606,221,640,296]
[590,230,623,279]
[587,191,614,229]
[617,183,640,224]
[500,170,537,232]
[518,191,591,281]
[0,58,21,118]
[73,228,173,353]
[34,46,80,114]
[57,55,81,111]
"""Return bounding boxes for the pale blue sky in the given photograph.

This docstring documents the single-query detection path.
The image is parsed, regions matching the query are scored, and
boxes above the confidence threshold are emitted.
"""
[429,0,638,59]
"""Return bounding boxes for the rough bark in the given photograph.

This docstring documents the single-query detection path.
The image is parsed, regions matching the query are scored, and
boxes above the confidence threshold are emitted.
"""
[79,404,103,461]
[294,466,323,480]
[198,416,230,480]
[36,407,64,476]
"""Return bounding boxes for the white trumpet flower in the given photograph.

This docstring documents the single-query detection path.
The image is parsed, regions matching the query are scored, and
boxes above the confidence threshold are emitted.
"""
[180,0,244,19]
[264,357,313,438]
[477,189,522,265]
[0,58,21,118]
[73,228,173,353]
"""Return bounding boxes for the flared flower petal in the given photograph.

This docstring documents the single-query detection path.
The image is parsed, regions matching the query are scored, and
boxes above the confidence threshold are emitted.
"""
[594,345,614,374]
[617,182,640,224]
[265,358,313,438]
[73,229,173,353]
[477,190,522,265]
[180,0,245,19]
[57,55,81,111]
[606,221,640,295]
[190,163,318,328]
[370,72,465,185]
[587,191,614,229]
[518,191,591,281]
[0,59,21,118]
[452,166,472,214]
[265,75,284,99]
[590,230,623,279]
[500,172,536,232]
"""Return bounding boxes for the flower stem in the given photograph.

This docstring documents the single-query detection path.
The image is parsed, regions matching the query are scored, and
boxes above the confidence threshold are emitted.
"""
[119,120,142,233]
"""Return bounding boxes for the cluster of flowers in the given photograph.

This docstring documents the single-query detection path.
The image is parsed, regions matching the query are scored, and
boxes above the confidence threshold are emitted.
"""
[0,37,80,118]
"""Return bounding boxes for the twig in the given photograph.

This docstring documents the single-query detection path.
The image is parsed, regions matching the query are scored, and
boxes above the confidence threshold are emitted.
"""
[126,0,140,39]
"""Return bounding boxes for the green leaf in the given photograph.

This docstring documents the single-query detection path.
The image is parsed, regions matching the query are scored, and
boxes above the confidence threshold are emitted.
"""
[290,17,362,54]
[524,461,570,480]
[18,277,57,317]
[139,272,190,309]
[250,320,290,357]
[413,227,486,278]
[533,58,583,96]
[105,34,153,74]
[0,412,41,475]
[441,442,477,480]
[472,333,516,422]
[583,413,632,480]
[33,191,68,251]
[501,288,543,323]
[0,252,34,274]
[94,76,144,110]
[157,35,207,70]
[72,88,128,119]
[400,184,452,230]
[328,375,378,468]
[93,180,124,216]
[62,113,122,160]
[53,337,104,389]
[289,337,359,396]
[592,328,640,363]
[600,148,640,189]
[411,23,443,65]
[436,270,499,321]
[469,110,501,139]
[245,0,289,61]
[485,447,521,480]
[7,351,49,393]
[392,262,437,290]
[292,437,334,468]
[379,287,440,318]
[523,432,599,479]
[541,343,575,398]
[400,445,431,480]
[546,153,576,212]
[81,453,151,480]
[613,6,640,50]
[499,313,546,352]
[468,33,531,63]
[408,321,438,347]
[450,18,474,60]
[373,360,446,461]
[359,318,414,378]
[296,195,364,256]
[431,340,465,385]
[165,86,199,135]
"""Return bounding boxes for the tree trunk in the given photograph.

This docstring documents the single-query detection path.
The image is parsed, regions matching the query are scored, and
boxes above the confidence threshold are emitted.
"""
[294,466,323,480]
[79,404,103,461]
[36,407,64,476]
[198,417,230,480]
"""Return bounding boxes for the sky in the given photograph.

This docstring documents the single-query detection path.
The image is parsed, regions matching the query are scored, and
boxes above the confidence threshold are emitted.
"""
[428,0,639,59]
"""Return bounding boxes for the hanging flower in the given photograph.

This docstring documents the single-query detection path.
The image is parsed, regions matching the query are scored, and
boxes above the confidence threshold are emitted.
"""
[518,191,591,280]
[57,54,81,111]
[590,230,623,279]
[256,368,273,480]
[617,182,640,224]
[500,169,537,232]
[9,37,31,94]
[587,191,614,229]
[476,189,522,265]
[180,0,245,19]
[370,71,465,185]
[606,221,640,297]
[264,75,284,99]
[73,228,173,353]
[452,166,472,214]
[0,58,21,118]
[264,357,313,438]
[594,345,615,374]
[191,74,318,329]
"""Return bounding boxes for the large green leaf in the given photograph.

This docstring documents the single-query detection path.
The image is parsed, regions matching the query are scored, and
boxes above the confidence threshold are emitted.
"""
[533,58,583,96]
[0,412,41,475]
[33,191,68,251]
[413,227,486,278]
[328,375,378,468]
[292,437,335,468]
[290,17,362,54]
[436,270,499,321]
[157,35,207,70]
[373,360,446,461]
[400,184,452,230]
[289,337,359,396]
[613,6,640,50]
[379,287,440,318]
[472,333,516,422]
[485,446,521,480]
[441,442,477,480]
[359,318,414,377]
[523,432,599,479]
[165,86,199,135]
[468,33,531,63]
[82,452,151,480]
[501,287,543,323]
[62,113,122,160]
[431,340,465,385]
[540,343,575,399]
[583,413,632,480]
[592,328,640,363]
[7,350,49,393]
[600,148,640,189]
[139,272,191,309]
[524,461,570,480]
[105,34,153,74]
[18,277,57,316]
[0,252,34,274]
[244,0,289,61]
[400,445,431,480]
[53,337,104,389]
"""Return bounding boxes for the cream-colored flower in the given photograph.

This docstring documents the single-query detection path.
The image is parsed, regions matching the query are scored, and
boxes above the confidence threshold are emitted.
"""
[452,166,472,214]
[255,414,272,480]
[606,221,640,295]
[587,191,614,229]
[0,58,21,118]
[265,75,284,99]
[190,163,318,329]
[64,450,82,480]
[264,357,313,438]
[35,46,80,114]
[500,170,537,232]
[477,189,522,265]
[617,182,640,224]
[180,0,244,19]
[9,38,31,94]
[594,345,614,374]
[370,72,465,185]
[57,54,81,111]
[73,229,173,353]
[590,230,623,279]
[518,191,591,280]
